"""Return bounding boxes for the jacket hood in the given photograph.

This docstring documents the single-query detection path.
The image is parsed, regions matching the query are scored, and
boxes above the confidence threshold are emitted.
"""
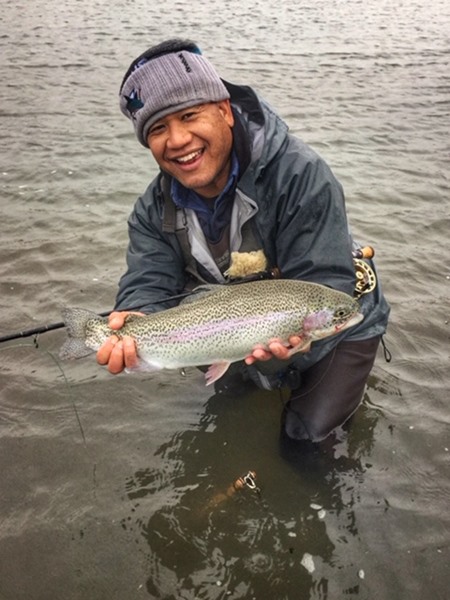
[224,81,289,180]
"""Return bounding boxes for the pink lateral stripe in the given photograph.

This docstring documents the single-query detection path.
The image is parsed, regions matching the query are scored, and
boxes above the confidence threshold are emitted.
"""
[148,311,292,345]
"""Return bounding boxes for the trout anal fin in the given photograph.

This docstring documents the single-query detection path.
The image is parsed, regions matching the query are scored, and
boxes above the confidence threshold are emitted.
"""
[205,362,231,386]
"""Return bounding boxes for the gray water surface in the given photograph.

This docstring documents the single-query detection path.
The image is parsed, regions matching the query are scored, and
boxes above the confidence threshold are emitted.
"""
[0,0,449,598]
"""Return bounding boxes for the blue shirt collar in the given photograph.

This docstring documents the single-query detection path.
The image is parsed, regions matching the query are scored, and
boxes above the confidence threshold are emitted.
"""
[171,150,239,219]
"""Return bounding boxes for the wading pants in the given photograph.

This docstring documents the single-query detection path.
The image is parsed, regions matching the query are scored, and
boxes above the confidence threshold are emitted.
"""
[282,336,381,442]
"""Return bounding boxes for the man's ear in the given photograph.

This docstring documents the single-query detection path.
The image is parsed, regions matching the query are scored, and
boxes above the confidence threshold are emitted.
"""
[216,99,234,127]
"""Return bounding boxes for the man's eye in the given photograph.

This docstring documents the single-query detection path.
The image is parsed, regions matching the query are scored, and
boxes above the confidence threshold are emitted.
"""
[149,124,165,135]
[182,111,198,120]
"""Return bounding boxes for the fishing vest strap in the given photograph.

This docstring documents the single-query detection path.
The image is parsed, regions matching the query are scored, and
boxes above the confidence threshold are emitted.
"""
[161,175,209,285]
[161,175,177,234]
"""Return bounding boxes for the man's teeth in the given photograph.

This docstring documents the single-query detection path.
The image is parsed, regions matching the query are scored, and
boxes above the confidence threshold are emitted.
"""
[176,150,201,163]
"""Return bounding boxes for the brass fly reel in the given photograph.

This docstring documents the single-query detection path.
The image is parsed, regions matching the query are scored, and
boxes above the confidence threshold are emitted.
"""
[353,258,377,297]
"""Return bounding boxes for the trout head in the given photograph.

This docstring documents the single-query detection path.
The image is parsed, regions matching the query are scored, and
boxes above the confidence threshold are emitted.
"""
[302,304,364,341]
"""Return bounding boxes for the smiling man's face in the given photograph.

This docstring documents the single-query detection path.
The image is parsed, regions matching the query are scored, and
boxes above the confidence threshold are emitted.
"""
[146,100,235,198]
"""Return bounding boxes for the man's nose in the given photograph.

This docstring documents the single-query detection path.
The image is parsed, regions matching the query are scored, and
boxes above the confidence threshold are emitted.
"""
[166,121,192,148]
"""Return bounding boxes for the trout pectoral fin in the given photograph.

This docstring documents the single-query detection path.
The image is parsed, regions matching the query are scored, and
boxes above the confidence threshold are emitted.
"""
[205,362,232,386]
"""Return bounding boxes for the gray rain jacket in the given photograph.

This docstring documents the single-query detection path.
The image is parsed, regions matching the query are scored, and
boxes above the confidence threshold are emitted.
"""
[115,82,390,373]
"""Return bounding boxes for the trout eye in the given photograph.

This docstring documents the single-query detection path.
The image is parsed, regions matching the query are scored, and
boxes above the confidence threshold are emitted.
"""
[334,307,350,319]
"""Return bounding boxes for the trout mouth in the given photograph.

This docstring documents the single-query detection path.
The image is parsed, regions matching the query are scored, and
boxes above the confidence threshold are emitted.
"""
[335,312,364,331]
[311,312,364,340]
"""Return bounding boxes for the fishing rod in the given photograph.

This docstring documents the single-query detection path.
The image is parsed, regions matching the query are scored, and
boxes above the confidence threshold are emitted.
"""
[0,310,110,344]
[0,293,193,344]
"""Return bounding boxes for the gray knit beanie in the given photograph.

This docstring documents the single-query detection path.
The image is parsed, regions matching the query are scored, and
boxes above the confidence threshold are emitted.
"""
[119,39,230,148]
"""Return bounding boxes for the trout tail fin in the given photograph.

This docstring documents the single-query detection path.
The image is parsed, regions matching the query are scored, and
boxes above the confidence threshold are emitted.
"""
[59,308,99,359]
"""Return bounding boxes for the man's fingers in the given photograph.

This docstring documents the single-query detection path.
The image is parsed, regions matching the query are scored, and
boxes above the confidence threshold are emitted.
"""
[244,346,272,364]
[122,336,139,369]
[107,340,126,374]
[108,312,127,330]
[96,333,138,374]
[108,310,145,330]
[96,335,118,365]
[268,341,290,359]
[244,335,307,365]
[289,335,303,348]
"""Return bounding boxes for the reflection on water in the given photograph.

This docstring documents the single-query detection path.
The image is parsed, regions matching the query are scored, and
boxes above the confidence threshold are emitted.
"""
[123,389,381,598]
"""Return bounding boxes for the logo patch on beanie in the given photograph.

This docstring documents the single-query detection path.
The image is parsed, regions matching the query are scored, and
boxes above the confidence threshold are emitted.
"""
[125,89,144,118]
[177,52,192,73]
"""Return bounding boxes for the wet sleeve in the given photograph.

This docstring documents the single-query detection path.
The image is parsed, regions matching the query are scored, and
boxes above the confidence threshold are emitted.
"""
[114,193,186,313]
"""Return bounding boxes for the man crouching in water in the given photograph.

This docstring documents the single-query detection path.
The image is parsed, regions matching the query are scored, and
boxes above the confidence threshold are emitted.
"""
[96,39,390,444]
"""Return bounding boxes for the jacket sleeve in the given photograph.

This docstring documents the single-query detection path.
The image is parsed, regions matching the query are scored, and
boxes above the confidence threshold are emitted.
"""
[114,185,186,313]
[264,137,356,296]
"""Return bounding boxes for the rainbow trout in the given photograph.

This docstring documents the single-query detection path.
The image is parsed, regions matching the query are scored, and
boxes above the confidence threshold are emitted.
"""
[60,279,363,385]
